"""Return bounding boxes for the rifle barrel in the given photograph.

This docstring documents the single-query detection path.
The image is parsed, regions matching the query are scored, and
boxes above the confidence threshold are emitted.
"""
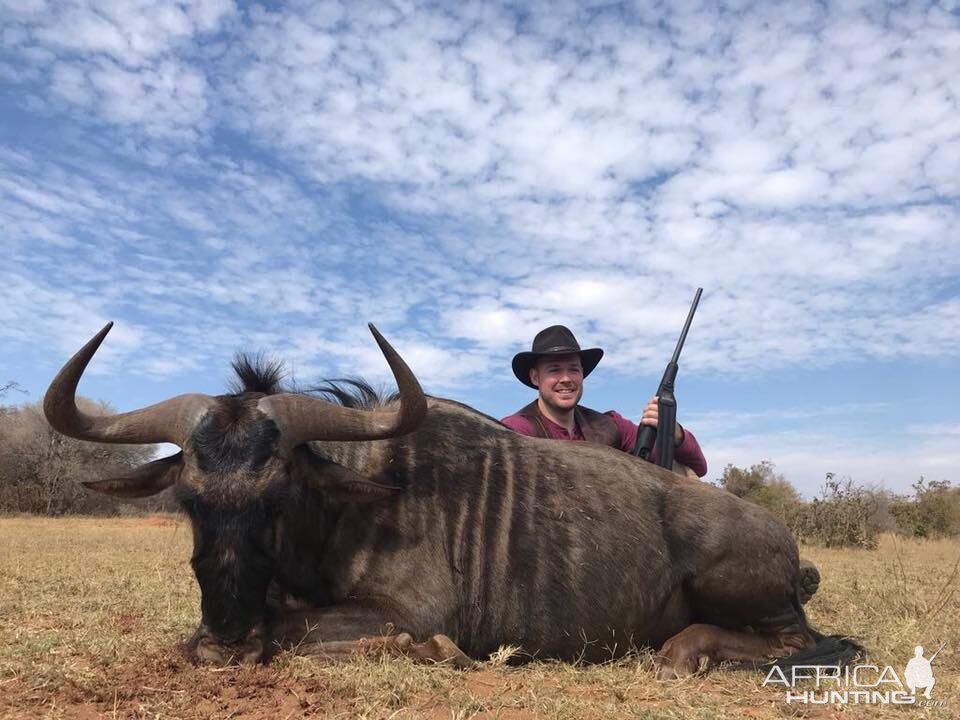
[670,288,703,364]
[929,640,946,663]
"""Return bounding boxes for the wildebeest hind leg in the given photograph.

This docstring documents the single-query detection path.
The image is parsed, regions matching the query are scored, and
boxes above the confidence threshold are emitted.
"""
[655,623,811,679]
[269,604,473,667]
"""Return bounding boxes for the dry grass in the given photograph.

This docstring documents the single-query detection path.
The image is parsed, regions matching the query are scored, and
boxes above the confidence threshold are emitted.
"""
[1,516,957,719]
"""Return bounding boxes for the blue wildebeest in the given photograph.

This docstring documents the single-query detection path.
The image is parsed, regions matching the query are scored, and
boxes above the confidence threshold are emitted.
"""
[44,323,859,676]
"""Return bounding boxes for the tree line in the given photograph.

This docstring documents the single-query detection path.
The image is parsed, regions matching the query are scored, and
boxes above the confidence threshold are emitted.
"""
[0,389,170,515]
[718,460,960,548]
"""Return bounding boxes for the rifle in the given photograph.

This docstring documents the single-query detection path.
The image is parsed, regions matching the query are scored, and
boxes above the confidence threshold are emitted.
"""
[929,641,946,663]
[632,288,703,469]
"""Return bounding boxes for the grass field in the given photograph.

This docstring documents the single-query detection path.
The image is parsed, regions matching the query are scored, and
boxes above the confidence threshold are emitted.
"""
[1,516,957,719]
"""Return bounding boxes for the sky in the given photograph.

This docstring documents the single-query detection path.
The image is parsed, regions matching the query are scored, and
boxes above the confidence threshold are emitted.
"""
[1,0,958,497]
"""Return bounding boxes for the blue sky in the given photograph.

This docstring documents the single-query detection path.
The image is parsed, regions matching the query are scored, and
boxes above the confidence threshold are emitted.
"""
[2,0,958,496]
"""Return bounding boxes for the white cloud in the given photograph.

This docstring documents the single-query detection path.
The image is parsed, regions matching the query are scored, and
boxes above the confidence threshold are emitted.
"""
[906,422,960,436]
[29,0,235,66]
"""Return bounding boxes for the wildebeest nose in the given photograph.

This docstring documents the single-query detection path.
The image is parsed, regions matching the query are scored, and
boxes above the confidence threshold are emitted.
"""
[193,623,265,666]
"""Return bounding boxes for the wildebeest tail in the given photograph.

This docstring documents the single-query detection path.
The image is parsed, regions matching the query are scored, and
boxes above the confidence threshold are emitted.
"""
[727,596,864,673]
[770,628,864,670]
[725,628,864,673]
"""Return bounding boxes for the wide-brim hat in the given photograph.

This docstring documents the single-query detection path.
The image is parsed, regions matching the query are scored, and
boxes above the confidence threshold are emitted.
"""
[512,325,603,389]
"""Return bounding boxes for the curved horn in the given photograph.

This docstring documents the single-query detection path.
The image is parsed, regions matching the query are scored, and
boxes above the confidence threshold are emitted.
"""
[44,322,214,446]
[258,323,427,446]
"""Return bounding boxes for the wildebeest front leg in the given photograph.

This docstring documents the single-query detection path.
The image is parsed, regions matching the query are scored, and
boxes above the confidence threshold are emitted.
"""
[269,605,474,668]
[655,623,811,679]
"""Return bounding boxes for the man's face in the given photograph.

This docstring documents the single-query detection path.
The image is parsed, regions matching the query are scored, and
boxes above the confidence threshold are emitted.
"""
[530,353,584,412]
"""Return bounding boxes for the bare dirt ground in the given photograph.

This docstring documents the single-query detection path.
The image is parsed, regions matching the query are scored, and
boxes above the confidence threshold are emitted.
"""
[1,516,957,719]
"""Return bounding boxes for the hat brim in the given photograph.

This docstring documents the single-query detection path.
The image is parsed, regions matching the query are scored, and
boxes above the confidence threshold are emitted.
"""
[511,348,603,388]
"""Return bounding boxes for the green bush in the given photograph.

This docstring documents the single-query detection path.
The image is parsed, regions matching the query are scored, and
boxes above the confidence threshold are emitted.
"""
[888,477,960,538]
[790,474,885,549]
[717,464,907,549]
[716,460,801,524]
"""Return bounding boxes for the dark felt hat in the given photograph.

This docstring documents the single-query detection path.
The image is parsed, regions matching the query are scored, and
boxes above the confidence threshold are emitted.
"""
[511,325,604,389]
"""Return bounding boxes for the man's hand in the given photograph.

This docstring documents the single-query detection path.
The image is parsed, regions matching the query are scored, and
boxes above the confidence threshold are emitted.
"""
[640,395,684,446]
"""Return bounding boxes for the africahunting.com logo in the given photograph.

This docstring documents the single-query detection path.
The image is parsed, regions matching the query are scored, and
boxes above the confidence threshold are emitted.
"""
[763,643,946,707]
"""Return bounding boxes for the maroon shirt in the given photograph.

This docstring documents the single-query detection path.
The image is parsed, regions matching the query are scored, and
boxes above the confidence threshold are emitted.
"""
[501,407,708,478]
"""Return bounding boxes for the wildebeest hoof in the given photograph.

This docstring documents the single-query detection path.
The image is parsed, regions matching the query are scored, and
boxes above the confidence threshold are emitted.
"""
[408,634,476,669]
[392,632,414,651]
[798,558,821,605]
[654,662,681,681]
[654,654,707,680]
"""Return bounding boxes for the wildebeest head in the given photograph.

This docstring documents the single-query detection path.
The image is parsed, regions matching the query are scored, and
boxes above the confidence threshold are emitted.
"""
[43,323,426,663]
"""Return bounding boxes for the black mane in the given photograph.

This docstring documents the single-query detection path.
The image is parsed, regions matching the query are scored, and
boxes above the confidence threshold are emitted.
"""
[230,353,286,395]
[305,378,399,409]
[229,355,397,410]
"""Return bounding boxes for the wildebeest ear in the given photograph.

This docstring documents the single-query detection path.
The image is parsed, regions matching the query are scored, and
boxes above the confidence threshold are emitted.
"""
[82,452,183,498]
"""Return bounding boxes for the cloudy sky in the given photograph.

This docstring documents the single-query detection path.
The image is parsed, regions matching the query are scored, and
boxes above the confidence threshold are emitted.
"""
[2,0,958,496]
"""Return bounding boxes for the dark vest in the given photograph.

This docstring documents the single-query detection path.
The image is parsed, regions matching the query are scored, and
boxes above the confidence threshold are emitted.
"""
[514,401,621,448]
